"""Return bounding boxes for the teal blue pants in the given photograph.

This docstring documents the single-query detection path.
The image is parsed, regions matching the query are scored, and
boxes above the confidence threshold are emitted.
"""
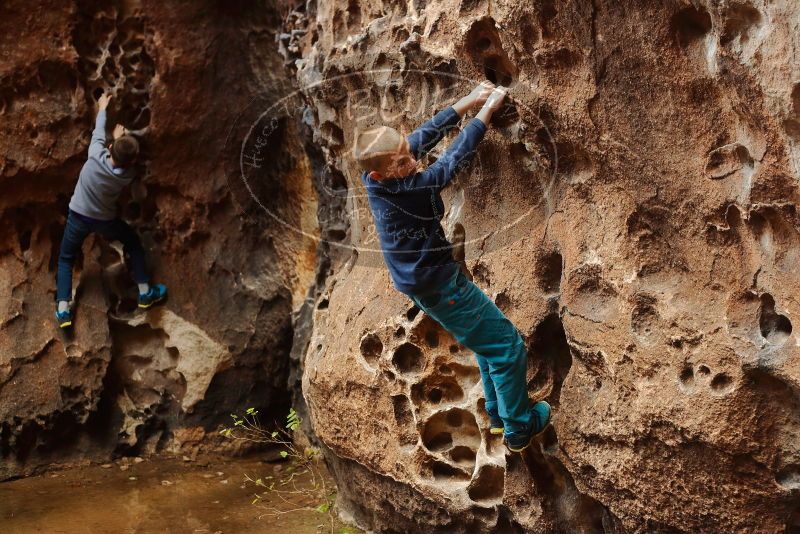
[410,268,533,433]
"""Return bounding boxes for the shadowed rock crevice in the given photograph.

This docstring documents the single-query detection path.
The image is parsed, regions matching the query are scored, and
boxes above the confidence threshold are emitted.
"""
[521,427,616,533]
[671,5,712,49]
[393,342,426,374]
[759,293,792,346]
[528,314,572,406]
[537,250,563,294]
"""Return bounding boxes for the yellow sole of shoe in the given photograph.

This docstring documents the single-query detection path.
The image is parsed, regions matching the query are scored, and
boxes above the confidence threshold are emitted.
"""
[58,321,72,328]
[490,428,504,435]
[138,297,164,309]
[507,427,546,453]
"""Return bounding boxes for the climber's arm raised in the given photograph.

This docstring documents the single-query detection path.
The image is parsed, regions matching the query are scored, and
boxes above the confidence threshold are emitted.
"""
[413,85,506,189]
[406,81,495,160]
[88,93,112,159]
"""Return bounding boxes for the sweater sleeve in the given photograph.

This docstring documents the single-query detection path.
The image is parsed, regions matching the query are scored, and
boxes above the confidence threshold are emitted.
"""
[88,109,107,159]
[406,106,462,160]
[412,119,487,189]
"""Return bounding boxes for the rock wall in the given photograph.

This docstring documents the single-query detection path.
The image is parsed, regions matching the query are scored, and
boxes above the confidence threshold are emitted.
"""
[289,0,800,532]
[0,0,320,479]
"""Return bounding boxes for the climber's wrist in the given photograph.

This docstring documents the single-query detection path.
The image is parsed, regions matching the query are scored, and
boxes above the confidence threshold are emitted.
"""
[451,95,475,117]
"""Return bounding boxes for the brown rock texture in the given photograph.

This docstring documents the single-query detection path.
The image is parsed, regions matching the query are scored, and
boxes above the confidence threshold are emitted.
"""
[0,0,319,479]
[288,0,800,532]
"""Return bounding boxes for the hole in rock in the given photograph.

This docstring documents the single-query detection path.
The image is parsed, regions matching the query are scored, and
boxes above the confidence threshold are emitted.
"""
[494,291,512,312]
[759,294,792,345]
[439,364,453,375]
[392,342,425,373]
[697,365,711,376]
[449,445,477,466]
[447,410,463,427]
[537,250,563,293]
[431,460,471,481]
[425,432,453,452]
[468,464,505,502]
[710,373,733,393]
[359,333,383,364]
[424,329,439,347]
[422,408,481,452]
[395,326,406,338]
[465,18,518,88]
[530,314,571,406]
[406,305,421,321]
[317,298,329,310]
[538,0,557,39]
[705,144,753,179]
[326,228,346,242]
[18,229,32,252]
[484,56,515,86]
[411,375,464,405]
[450,344,460,353]
[725,204,742,228]
[679,366,695,386]
[721,2,762,45]
[671,5,712,48]
[776,465,800,490]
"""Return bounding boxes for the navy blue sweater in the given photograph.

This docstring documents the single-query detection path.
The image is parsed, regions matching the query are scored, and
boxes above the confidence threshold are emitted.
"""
[362,106,487,295]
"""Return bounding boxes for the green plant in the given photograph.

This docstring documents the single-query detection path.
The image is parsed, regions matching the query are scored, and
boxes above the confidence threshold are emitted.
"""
[219,408,343,533]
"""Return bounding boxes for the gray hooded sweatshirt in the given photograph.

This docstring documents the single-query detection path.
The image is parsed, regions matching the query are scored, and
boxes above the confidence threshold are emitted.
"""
[68,110,135,220]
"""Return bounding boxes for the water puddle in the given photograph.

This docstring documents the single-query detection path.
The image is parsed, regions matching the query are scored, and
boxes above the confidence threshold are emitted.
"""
[0,455,360,534]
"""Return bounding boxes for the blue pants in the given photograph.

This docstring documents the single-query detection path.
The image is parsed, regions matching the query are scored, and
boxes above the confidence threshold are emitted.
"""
[410,269,532,433]
[56,209,148,302]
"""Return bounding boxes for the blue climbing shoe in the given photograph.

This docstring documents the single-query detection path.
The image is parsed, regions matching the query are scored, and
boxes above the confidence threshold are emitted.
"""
[505,400,551,453]
[55,308,73,329]
[138,284,167,309]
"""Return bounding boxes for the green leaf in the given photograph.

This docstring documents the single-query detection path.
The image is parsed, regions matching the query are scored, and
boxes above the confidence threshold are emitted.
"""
[271,431,278,438]
[279,450,288,458]
[286,408,301,431]
[315,502,330,514]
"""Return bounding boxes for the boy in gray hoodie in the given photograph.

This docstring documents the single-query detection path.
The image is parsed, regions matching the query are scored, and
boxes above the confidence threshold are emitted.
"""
[55,93,166,328]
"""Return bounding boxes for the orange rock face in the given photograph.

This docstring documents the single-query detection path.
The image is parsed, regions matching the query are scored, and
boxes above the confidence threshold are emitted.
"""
[0,0,317,479]
[287,0,800,531]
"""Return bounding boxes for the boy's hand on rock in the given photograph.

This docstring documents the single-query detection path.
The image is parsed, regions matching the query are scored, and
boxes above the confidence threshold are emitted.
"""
[483,86,507,113]
[468,81,495,108]
[112,123,127,140]
[97,93,112,110]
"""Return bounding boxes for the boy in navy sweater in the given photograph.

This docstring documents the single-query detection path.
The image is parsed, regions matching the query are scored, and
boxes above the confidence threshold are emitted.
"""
[354,82,551,451]
[55,93,166,328]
